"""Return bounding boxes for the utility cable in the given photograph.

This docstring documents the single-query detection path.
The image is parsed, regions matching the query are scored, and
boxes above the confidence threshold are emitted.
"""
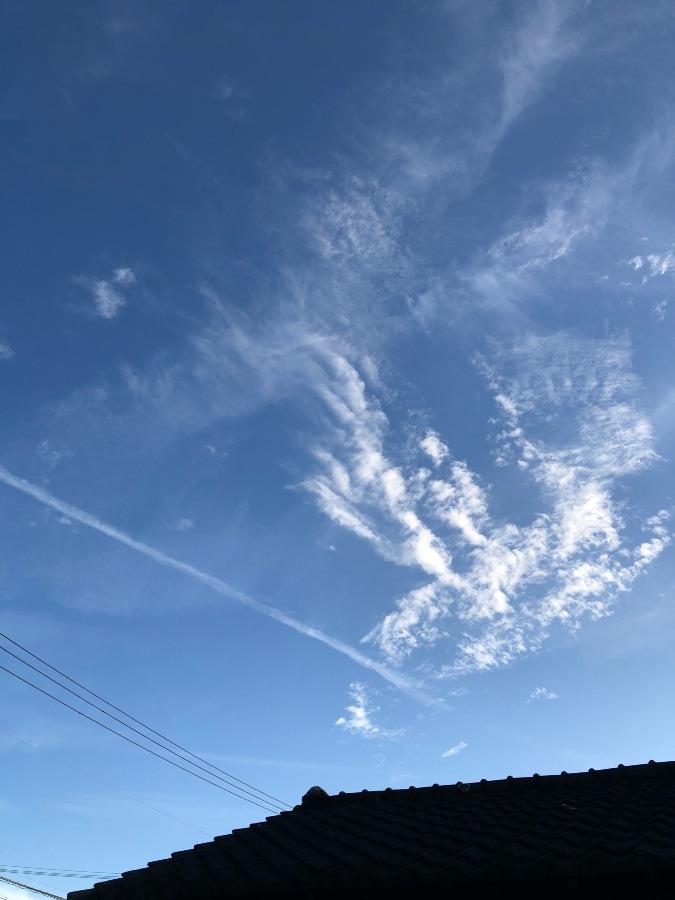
[0,874,64,899]
[0,727,212,837]
[0,866,117,879]
[0,643,286,812]
[0,630,288,809]
[0,663,279,814]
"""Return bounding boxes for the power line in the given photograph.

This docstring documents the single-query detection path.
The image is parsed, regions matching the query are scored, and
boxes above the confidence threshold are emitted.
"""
[0,874,64,899]
[0,662,280,814]
[0,868,114,878]
[0,630,290,810]
[0,642,287,812]
[0,867,117,880]
[0,726,212,837]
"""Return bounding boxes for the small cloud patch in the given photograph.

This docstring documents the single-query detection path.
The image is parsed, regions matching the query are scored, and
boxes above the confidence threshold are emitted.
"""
[529,687,559,702]
[36,439,72,469]
[76,265,137,320]
[335,682,397,739]
[653,300,668,323]
[442,741,467,758]
[112,267,137,286]
[421,431,449,467]
[92,280,125,319]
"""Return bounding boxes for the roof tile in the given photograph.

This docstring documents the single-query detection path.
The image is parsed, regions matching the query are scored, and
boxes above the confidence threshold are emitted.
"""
[68,760,675,898]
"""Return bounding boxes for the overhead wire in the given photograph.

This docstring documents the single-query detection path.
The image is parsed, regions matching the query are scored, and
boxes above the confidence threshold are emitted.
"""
[0,629,288,808]
[0,867,117,880]
[0,873,64,899]
[0,643,287,812]
[0,662,281,815]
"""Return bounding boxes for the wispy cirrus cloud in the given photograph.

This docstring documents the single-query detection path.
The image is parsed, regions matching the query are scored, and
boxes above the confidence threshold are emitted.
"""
[653,300,668,322]
[461,120,675,318]
[75,266,136,320]
[15,1,673,702]
[174,518,194,532]
[529,687,558,702]
[629,249,675,281]
[382,0,582,191]
[112,266,136,286]
[52,255,669,682]
[92,281,125,319]
[36,439,72,469]
[441,740,467,758]
[0,341,14,361]
[335,682,398,739]
[495,0,580,142]
[298,331,669,675]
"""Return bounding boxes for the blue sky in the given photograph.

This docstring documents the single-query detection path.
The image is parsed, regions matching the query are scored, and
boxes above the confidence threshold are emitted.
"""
[1,1,675,895]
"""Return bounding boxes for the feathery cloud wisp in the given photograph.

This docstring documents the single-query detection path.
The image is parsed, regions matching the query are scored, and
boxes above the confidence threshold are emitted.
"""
[299,332,668,674]
[529,687,558,701]
[76,266,136,319]
[92,280,126,319]
[112,266,136,286]
[441,741,467,758]
[335,682,397,739]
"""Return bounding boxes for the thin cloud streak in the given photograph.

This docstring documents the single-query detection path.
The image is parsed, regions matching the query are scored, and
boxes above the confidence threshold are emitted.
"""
[0,464,432,704]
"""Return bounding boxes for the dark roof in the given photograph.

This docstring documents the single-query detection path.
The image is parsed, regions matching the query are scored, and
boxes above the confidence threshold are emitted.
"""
[68,761,675,899]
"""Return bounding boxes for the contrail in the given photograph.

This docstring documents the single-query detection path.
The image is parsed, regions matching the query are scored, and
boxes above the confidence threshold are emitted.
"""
[0,465,433,703]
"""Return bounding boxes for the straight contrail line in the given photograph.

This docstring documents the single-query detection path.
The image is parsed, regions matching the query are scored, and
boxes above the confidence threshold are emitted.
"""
[0,465,433,703]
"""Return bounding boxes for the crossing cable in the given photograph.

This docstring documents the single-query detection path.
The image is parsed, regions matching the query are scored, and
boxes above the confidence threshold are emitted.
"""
[0,874,64,899]
[0,866,117,880]
[0,630,289,810]
[0,644,286,812]
[0,662,281,814]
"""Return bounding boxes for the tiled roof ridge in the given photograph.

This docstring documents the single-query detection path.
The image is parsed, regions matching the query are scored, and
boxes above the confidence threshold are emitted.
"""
[295,759,675,811]
[67,758,675,899]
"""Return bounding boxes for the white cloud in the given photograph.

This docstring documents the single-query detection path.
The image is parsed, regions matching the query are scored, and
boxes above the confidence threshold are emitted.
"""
[0,342,14,361]
[36,439,72,469]
[497,0,580,138]
[653,300,668,322]
[92,280,125,319]
[384,0,582,195]
[174,518,194,531]
[305,180,403,272]
[300,332,669,674]
[643,251,675,279]
[529,687,559,701]
[461,122,675,316]
[205,443,228,459]
[335,682,397,739]
[441,740,467,758]
[113,266,136,285]
[421,431,449,467]
[627,249,675,285]
[30,22,672,693]
[76,265,137,320]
